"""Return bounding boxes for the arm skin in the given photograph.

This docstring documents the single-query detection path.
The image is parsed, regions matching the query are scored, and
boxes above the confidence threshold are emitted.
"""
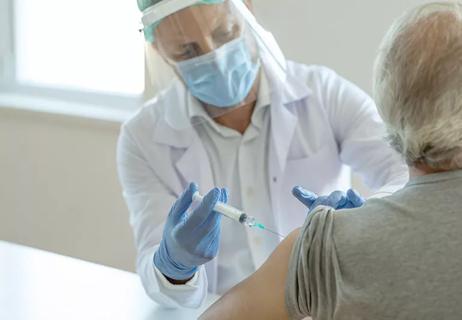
[200,229,310,320]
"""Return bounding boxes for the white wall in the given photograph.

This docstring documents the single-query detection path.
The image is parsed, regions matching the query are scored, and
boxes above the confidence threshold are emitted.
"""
[0,0,432,271]
[253,0,431,93]
[0,107,136,271]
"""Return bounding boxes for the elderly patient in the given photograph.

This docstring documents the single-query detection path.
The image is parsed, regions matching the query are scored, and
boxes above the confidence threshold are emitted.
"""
[200,2,462,319]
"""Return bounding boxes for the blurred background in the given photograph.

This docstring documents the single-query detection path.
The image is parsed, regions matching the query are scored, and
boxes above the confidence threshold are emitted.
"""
[0,0,431,272]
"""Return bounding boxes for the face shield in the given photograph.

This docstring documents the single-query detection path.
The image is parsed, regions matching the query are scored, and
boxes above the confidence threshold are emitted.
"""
[140,0,289,130]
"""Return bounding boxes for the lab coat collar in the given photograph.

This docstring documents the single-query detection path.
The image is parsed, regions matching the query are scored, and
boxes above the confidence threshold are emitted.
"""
[272,70,311,105]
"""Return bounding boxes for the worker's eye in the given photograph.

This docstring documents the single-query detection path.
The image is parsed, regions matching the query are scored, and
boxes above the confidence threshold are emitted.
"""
[213,22,240,45]
[173,43,199,61]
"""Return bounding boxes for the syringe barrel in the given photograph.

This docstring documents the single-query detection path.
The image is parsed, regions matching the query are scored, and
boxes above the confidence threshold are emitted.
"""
[192,192,245,223]
[214,202,245,222]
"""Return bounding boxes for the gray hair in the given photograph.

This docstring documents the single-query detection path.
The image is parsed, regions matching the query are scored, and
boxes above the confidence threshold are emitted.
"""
[373,2,462,170]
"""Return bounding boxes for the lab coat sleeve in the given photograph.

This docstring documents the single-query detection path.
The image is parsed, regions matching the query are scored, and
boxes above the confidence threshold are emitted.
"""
[319,67,409,196]
[116,125,208,308]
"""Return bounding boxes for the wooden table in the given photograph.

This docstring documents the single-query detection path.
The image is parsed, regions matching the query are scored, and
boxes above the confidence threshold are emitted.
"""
[0,241,218,319]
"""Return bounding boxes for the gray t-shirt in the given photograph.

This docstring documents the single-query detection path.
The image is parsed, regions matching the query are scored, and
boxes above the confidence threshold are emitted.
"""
[286,170,462,320]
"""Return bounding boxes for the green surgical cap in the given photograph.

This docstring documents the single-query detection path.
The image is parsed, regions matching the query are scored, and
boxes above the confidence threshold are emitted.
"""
[138,0,228,43]
[137,0,224,12]
[137,0,162,12]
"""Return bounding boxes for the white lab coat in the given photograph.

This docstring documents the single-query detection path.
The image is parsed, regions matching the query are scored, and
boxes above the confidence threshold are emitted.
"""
[116,62,409,308]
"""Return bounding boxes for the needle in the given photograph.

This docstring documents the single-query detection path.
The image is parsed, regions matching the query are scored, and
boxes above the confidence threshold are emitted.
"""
[253,223,286,239]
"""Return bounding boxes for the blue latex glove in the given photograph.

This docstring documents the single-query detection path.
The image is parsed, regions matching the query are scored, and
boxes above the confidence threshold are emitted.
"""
[292,186,365,213]
[154,183,228,280]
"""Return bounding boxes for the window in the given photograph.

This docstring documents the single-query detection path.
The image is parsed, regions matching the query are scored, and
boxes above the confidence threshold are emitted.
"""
[1,0,145,111]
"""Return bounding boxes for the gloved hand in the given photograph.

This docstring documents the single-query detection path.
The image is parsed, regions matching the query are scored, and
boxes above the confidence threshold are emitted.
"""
[154,183,228,281]
[292,186,365,213]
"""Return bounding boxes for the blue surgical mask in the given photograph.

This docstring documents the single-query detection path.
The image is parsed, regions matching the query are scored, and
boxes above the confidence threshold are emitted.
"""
[176,37,260,108]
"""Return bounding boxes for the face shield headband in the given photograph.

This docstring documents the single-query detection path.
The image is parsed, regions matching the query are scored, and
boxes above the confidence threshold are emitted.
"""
[141,0,230,43]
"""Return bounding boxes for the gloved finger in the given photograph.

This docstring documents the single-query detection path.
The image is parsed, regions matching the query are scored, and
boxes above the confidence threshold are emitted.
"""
[292,186,318,208]
[195,189,224,237]
[346,189,365,208]
[309,191,346,212]
[169,182,198,225]
[309,195,329,212]
[193,188,226,238]
[219,188,229,205]
[197,188,228,237]
[326,191,347,209]
[185,187,221,228]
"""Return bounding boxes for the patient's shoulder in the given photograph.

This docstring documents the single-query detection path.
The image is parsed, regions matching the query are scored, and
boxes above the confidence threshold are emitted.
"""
[328,194,411,264]
[298,195,403,258]
[302,199,389,238]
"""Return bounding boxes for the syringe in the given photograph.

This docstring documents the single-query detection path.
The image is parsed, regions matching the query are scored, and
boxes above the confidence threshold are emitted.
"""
[192,192,284,238]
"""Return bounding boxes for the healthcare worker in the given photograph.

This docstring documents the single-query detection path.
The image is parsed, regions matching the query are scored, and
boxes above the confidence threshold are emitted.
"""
[117,0,408,309]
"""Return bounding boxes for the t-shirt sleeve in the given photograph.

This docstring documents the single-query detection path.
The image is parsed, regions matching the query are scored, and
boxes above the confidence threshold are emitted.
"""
[285,206,340,320]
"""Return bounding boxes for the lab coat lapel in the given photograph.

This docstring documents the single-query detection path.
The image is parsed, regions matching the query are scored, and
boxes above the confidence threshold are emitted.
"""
[151,119,194,195]
[268,71,312,173]
[153,119,214,196]
[152,81,215,196]
[175,136,215,195]
[270,98,298,173]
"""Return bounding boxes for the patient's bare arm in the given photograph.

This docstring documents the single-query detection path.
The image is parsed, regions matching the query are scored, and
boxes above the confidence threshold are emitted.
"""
[199,229,301,320]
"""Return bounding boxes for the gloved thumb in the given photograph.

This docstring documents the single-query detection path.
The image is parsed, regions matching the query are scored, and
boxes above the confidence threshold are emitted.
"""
[292,186,318,209]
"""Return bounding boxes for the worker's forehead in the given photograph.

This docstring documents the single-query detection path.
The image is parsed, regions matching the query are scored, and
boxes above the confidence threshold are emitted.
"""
[156,4,234,43]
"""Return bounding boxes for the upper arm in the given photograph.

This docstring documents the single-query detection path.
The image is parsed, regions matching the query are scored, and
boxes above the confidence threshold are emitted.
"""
[199,229,302,320]
[285,208,340,320]
[200,208,339,320]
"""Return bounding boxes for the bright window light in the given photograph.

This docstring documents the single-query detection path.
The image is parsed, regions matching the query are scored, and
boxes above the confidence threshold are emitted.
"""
[14,0,145,96]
